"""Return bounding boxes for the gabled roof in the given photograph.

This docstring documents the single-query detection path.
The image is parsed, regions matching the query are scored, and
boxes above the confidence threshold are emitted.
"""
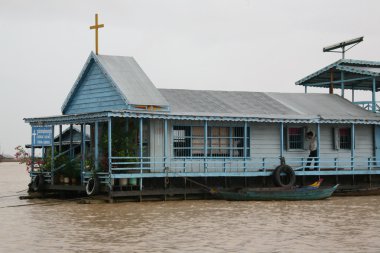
[295,59,380,91]
[96,54,169,107]
[61,52,169,113]
[159,89,380,121]
[25,90,380,125]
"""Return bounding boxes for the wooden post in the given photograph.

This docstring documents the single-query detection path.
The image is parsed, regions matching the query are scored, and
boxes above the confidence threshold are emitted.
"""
[329,69,334,94]
[95,121,99,172]
[341,72,345,97]
[316,123,320,171]
[69,124,73,159]
[51,125,55,185]
[108,118,112,174]
[372,78,376,113]
[351,123,355,170]
[204,120,208,172]
[59,125,62,154]
[139,118,143,193]
[164,119,168,168]
[81,124,86,185]
[280,122,284,157]
[243,121,247,172]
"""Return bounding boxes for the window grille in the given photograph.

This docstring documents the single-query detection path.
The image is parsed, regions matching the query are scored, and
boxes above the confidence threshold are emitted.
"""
[287,127,304,150]
[339,128,351,149]
[173,125,250,158]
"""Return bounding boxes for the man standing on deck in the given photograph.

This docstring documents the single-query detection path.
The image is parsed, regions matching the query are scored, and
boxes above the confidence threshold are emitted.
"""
[306,131,318,170]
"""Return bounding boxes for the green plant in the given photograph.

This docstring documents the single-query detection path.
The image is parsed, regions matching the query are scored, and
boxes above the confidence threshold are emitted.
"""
[100,118,140,170]
[62,159,80,179]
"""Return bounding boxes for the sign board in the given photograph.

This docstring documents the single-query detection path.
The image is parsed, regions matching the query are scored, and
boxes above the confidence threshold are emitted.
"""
[32,126,53,147]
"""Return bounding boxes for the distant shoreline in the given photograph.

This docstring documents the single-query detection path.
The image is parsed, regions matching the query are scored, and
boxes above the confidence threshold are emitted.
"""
[0,158,18,163]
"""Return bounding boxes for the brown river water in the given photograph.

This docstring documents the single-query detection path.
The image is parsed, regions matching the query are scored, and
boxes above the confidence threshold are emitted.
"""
[1,162,380,253]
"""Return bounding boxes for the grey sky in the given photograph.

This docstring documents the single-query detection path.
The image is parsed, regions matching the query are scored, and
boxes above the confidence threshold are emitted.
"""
[1,0,379,155]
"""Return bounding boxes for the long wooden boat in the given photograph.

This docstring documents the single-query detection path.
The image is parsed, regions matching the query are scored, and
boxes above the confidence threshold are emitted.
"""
[214,184,338,201]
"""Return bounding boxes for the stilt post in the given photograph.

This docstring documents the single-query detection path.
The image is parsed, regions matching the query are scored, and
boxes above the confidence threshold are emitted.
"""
[372,78,376,113]
[95,121,99,172]
[51,125,55,185]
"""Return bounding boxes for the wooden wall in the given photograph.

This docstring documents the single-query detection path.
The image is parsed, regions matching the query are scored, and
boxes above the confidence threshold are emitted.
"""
[64,60,128,114]
[148,119,374,171]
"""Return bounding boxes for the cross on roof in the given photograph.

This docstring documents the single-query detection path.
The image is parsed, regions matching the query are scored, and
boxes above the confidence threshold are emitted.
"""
[89,13,104,55]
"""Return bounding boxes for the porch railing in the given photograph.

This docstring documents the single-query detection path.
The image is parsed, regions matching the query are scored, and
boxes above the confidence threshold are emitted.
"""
[353,101,380,113]
[108,156,380,177]
[31,156,380,186]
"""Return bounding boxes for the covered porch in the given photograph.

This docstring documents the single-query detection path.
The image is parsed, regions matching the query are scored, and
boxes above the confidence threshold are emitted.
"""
[25,111,380,194]
[296,59,380,113]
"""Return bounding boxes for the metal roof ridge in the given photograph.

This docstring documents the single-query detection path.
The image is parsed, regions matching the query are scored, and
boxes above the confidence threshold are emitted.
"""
[341,59,380,66]
[263,92,306,116]
[159,88,328,95]
[295,59,343,85]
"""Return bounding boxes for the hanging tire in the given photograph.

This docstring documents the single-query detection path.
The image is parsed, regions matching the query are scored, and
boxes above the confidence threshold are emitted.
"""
[31,173,45,192]
[273,165,296,187]
[86,176,99,196]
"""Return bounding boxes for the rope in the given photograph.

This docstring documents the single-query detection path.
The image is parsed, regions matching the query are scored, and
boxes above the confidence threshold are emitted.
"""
[0,189,29,199]
[183,177,212,191]
[0,196,94,209]
[0,194,25,199]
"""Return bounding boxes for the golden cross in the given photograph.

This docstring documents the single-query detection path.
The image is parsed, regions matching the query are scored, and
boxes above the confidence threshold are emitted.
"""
[90,13,104,55]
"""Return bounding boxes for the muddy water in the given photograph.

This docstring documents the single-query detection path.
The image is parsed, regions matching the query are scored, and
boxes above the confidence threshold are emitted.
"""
[1,162,380,253]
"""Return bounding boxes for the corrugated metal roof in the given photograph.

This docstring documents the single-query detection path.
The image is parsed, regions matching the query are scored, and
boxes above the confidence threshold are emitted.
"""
[158,89,380,121]
[96,54,169,107]
[295,59,380,90]
[337,65,380,76]
[61,52,169,113]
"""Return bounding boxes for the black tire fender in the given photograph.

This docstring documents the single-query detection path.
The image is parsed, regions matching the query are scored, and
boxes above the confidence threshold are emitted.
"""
[273,164,296,187]
[86,176,100,196]
[32,173,45,192]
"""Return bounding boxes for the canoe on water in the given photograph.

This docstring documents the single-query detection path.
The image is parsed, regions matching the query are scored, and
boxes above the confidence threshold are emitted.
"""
[213,180,338,201]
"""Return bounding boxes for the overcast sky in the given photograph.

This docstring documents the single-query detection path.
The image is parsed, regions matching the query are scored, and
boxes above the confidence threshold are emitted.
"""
[1,0,380,155]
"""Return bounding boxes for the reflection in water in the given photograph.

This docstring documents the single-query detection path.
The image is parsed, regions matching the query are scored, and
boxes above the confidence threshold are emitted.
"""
[1,163,380,252]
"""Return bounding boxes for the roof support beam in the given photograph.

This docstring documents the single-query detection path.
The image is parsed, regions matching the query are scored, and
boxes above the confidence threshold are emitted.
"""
[302,76,373,87]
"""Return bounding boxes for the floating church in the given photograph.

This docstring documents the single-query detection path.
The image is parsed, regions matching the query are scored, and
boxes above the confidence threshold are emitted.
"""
[24,18,380,200]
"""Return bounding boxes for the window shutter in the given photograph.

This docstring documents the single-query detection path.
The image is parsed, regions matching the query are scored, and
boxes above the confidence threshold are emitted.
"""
[333,127,340,150]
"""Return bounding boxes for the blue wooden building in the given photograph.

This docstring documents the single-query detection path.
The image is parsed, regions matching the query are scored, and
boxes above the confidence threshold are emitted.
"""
[24,52,380,199]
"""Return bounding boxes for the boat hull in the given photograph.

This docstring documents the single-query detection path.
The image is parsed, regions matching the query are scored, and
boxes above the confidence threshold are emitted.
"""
[216,185,338,201]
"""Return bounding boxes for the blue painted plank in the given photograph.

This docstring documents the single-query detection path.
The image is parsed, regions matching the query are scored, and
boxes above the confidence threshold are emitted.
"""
[64,61,127,114]
[110,170,380,179]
